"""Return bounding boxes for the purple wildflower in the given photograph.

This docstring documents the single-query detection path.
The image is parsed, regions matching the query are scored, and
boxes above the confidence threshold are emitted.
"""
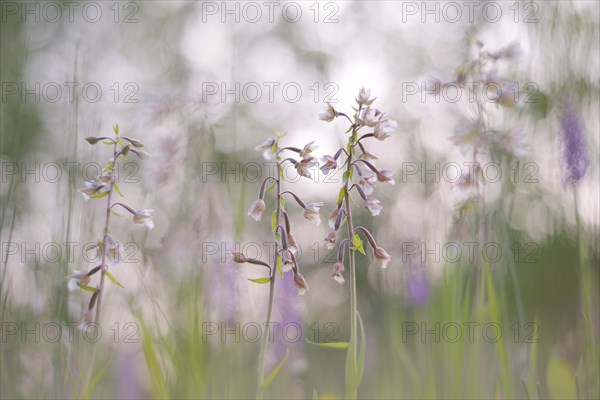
[560,99,588,185]
[403,242,430,306]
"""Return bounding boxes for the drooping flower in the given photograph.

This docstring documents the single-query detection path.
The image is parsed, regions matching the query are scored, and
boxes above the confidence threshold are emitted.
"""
[299,141,318,159]
[373,118,397,141]
[296,157,318,179]
[287,232,298,255]
[281,249,294,272]
[373,246,391,268]
[78,182,106,200]
[376,170,395,185]
[248,198,266,221]
[358,173,377,195]
[303,202,324,225]
[66,270,91,291]
[331,261,345,284]
[79,308,94,331]
[320,155,338,175]
[232,252,248,263]
[319,104,338,122]
[559,99,589,185]
[255,137,277,160]
[328,208,340,229]
[359,151,379,161]
[324,230,338,250]
[133,209,154,229]
[293,273,309,295]
[364,197,382,216]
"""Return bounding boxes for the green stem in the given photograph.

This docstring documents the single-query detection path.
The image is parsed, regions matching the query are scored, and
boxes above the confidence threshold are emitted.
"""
[344,142,358,399]
[256,175,281,399]
[94,140,118,325]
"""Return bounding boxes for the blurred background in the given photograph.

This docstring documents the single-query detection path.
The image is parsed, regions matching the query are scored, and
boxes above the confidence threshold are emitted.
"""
[1,1,598,399]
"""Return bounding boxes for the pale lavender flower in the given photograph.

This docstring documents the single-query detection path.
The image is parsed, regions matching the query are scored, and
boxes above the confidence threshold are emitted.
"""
[560,99,588,185]
[364,197,382,216]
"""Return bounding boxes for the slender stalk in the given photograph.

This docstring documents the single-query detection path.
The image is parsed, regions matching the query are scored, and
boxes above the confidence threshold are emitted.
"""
[256,174,281,399]
[94,141,118,325]
[344,141,358,399]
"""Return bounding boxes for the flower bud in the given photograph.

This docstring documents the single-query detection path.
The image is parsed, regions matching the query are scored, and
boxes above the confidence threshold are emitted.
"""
[324,230,338,250]
[374,246,391,269]
[232,252,248,263]
[331,262,345,284]
[294,273,309,295]
[287,232,298,255]
[66,270,91,291]
[248,198,266,221]
[85,137,101,145]
[133,209,154,229]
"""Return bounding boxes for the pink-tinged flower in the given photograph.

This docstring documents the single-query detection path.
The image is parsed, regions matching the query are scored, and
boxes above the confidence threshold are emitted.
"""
[66,270,91,291]
[133,209,154,229]
[374,246,391,268]
[299,141,318,159]
[320,155,338,175]
[359,151,379,161]
[359,173,377,195]
[255,137,277,160]
[303,202,324,225]
[356,87,375,106]
[328,208,340,229]
[296,157,318,179]
[357,106,381,127]
[132,149,151,159]
[78,182,106,200]
[364,197,382,216]
[248,198,266,221]
[287,232,298,255]
[377,170,395,185]
[293,273,309,295]
[319,104,338,122]
[97,170,114,184]
[281,249,294,272]
[324,230,338,250]
[331,261,345,284]
[373,118,397,141]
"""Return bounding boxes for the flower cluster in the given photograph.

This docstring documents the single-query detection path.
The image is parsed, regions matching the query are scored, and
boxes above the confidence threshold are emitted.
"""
[69,124,153,326]
[438,40,530,160]
[319,87,395,283]
[237,131,322,295]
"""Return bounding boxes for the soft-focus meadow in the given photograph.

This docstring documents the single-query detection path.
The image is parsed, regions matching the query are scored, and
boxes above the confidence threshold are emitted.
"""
[1,1,599,399]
